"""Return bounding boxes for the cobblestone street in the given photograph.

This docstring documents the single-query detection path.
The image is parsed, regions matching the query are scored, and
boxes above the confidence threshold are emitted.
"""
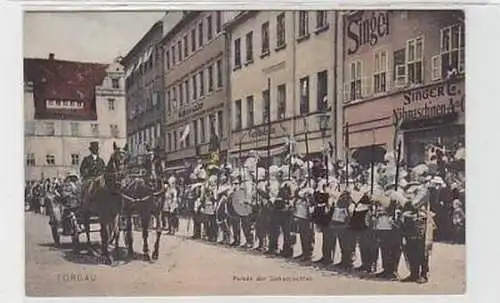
[25,212,465,296]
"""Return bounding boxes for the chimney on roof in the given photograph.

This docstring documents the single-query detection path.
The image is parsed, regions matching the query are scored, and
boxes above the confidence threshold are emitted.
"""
[48,53,55,60]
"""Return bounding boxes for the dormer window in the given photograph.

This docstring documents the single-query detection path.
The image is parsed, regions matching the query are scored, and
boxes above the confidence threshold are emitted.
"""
[112,78,120,89]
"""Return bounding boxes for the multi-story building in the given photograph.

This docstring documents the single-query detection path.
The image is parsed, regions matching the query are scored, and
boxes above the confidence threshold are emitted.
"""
[226,11,340,166]
[160,11,238,171]
[24,54,126,181]
[341,10,465,166]
[122,21,164,160]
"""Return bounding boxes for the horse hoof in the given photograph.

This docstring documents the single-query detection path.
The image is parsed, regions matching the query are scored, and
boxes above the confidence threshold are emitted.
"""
[144,254,151,262]
[152,252,159,260]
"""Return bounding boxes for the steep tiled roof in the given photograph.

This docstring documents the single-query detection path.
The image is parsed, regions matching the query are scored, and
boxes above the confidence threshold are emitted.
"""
[24,57,108,121]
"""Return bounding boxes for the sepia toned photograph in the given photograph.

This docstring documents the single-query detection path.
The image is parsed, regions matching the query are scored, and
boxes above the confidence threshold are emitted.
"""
[24,9,466,296]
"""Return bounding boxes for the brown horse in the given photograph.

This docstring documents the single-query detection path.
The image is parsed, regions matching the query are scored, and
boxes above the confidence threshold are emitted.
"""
[121,153,165,262]
[80,142,128,265]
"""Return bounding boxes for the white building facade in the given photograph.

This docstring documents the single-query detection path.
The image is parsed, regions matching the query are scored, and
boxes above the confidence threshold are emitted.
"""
[24,57,127,181]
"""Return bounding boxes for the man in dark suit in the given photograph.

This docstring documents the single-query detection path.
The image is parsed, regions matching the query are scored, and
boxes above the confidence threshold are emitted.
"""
[80,141,106,180]
[80,142,106,201]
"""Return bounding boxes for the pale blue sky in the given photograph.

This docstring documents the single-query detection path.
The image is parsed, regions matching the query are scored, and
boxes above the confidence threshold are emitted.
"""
[23,11,165,63]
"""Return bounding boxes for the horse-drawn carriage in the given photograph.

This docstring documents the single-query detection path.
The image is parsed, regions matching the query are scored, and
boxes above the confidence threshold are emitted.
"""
[47,174,100,248]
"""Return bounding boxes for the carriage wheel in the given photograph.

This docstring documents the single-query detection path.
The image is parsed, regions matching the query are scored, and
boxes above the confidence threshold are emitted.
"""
[51,225,60,247]
[70,216,80,252]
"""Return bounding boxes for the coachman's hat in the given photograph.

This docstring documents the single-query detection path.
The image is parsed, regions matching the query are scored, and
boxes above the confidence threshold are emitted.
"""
[89,141,99,151]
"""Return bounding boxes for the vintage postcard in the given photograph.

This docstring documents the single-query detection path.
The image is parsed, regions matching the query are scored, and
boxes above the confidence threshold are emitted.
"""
[24,9,466,296]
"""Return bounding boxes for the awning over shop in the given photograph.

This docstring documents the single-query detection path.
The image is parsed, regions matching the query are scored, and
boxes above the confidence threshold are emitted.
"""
[351,145,387,166]
[228,143,288,159]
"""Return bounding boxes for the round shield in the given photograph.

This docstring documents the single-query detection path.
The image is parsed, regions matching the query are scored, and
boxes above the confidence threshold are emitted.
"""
[231,189,252,216]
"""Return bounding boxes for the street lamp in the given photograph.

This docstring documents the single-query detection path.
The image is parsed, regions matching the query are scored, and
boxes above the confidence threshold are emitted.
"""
[317,112,331,179]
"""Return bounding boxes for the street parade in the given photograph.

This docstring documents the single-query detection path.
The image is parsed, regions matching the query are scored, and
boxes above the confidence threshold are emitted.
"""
[24,134,466,285]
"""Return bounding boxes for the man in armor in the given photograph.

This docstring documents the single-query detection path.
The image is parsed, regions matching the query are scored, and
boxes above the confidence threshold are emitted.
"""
[373,193,403,280]
[163,176,179,235]
[254,168,269,252]
[294,167,315,262]
[350,192,378,273]
[331,190,356,271]
[203,175,218,242]
[266,166,295,258]
[215,171,233,245]
[80,141,106,203]
[312,178,335,266]
[400,200,435,283]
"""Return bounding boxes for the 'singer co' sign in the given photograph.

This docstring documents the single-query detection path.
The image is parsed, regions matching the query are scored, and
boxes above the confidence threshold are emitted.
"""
[346,11,390,55]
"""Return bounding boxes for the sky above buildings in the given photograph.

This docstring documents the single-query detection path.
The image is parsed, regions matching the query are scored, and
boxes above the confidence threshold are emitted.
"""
[23,11,166,64]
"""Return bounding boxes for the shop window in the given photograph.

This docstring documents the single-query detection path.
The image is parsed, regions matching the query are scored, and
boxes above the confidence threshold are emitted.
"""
[235,99,242,130]
[276,13,286,49]
[246,31,254,63]
[300,76,310,113]
[441,23,465,77]
[261,21,270,55]
[277,84,286,120]
[246,96,254,127]
[234,38,242,69]
[317,70,328,111]
[406,36,424,85]
[298,11,309,38]
[374,50,387,93]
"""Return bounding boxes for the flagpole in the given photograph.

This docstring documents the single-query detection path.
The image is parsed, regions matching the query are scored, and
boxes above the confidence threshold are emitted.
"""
[266,78,271,190]
[370,128,375,195]
[344,122,349,187]
[303,118,311,187]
